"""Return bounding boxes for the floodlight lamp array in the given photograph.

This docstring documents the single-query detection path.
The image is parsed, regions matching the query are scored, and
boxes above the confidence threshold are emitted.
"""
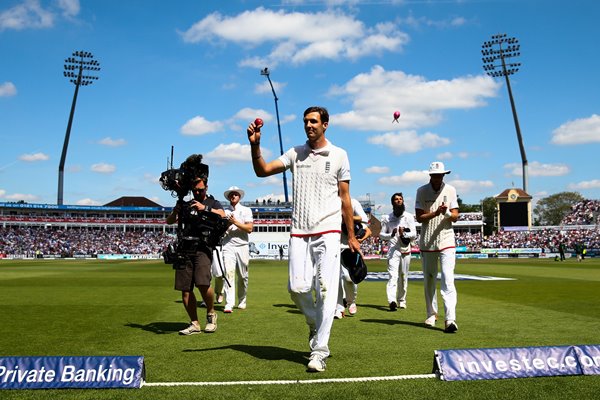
[63,50,101,86]
[481,34,521,78]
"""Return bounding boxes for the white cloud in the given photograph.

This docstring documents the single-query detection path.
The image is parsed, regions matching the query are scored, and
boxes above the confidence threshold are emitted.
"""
[568,180,600,190]
[231,107,272,123]
[551,114,600,145]
[181,116,224,136]
[143,173,159,185]
[204,143,273,165]
[448,179,494,194]
[0,82,17,97]
[504,161,570,177]
[368,130,450,155]
[255,80,286,95]
[437,151,470,160]
[4,193,39,202]
[365,166,390,174]
[91,163,116,174]
[246,175,283,189]
[377,170,429,185]
[436,151,453,160]
[0,0,80,31]
[0,0,54,31]
[76,198,101,206]
[98,137,127,147]
[180,8,409,67]
[19,152,49,162]
[399,14,469,30]
[280,114,296,124]
[329,65,501,131]
[57,0,80,17]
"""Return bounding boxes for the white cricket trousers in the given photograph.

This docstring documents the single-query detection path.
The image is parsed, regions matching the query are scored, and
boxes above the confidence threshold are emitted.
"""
[421,248,457,322]
[336,266,358,312]
[222,245,249,309]
[288,233,341,359]
[386,248,411,305]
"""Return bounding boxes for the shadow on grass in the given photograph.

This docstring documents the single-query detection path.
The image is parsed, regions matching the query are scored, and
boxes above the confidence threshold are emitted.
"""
[360,318,445,332]
[272,303,302,315]
[125,321,187,334]
[183,344,309,366]
[356,303,392,312]
[174,299,223,311]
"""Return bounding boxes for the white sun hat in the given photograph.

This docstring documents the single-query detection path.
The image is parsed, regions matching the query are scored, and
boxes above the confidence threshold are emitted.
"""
[224,186,245,200]
[428,161,451,175]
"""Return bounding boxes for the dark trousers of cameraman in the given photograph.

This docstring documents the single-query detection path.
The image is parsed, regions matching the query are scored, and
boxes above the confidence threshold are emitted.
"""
[175,250,216,326]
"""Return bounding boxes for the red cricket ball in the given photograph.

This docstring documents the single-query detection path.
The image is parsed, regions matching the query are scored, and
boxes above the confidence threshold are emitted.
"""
[254,118,263,127]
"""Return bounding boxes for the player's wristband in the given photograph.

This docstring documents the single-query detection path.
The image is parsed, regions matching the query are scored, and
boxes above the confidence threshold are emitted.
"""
[205,206,212,212]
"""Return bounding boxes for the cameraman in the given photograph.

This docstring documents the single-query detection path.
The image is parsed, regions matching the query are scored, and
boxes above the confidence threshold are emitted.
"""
[166,176,225,335]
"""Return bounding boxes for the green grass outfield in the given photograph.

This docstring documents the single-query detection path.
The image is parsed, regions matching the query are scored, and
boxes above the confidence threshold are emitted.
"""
[1,257,599,399]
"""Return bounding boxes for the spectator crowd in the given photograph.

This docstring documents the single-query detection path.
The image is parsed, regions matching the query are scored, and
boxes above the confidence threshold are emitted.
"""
[1,200,598,257]
[561,200,599,225]
[0,227,171,257]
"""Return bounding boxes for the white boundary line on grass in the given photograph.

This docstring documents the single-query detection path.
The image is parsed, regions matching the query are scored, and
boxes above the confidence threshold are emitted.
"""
[142,373,437,387]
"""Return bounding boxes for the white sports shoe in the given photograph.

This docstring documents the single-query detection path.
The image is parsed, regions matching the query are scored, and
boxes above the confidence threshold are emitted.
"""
[307,354,326,372]
[348,303,358,315]
[224,306,233,313]
[424,315,437,327]
[399,301,407,309]
[204,313,218,333]
[237,301,247,310]
[334,309,345,319]
[179,322,201,335]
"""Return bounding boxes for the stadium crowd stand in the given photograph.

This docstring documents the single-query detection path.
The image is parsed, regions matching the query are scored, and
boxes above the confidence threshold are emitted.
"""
[0,227,171,258]
[561,200,599,225]
[1,198,598,258]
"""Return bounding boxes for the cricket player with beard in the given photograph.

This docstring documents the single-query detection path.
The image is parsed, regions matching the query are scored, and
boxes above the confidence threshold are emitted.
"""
[380,193,417,311]
[415,161,459,333]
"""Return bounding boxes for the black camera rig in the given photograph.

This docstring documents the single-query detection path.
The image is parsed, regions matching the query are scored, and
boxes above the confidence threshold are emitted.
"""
[160,150,230,268]
[159,152,209,199]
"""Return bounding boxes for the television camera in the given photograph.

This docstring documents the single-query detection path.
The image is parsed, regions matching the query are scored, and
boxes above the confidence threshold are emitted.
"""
[159,151,230,268]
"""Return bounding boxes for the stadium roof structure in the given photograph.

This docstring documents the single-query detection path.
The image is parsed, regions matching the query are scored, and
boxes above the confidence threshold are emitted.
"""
[104,196,163,208]
[495,188,532,200]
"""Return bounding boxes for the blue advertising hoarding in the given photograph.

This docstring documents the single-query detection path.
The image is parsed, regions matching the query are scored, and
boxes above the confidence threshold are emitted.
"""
[435,345,600,381]
[0,356,145,390]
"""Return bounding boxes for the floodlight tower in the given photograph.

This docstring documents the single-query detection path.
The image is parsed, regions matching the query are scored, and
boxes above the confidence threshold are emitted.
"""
[482,34,528,194]
[58,51,100,205]
[260,67,289,203]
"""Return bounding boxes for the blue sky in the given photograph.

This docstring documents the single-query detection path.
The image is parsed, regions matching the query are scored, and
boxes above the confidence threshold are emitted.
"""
[1,0,599,217]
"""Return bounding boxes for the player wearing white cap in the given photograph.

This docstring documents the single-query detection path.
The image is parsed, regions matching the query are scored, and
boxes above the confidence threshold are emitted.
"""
[415,161,459,333]
[247,106,360,372]
[220,186,253,313]
[380,193,417,311]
